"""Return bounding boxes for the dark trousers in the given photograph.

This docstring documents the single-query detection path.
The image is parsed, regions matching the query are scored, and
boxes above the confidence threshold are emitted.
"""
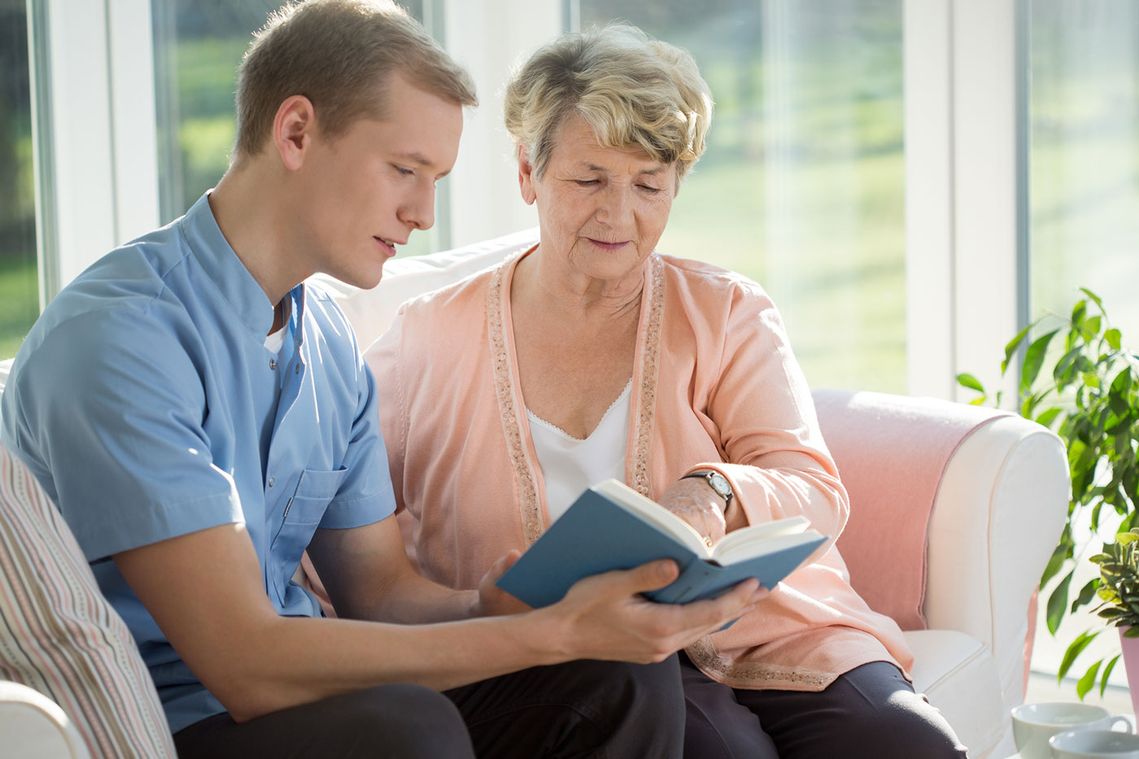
[681,654,968,759]
[174,656,685,758]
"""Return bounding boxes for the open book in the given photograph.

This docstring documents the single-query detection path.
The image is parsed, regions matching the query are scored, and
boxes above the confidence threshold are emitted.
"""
[496,479,827,608]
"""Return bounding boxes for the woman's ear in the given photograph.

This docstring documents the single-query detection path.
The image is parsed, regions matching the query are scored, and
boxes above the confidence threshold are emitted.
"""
[517,144,537,205]
[272,95,317,172]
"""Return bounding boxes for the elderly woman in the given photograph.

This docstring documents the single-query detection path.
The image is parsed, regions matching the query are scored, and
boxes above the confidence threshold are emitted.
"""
[369,25,965,759]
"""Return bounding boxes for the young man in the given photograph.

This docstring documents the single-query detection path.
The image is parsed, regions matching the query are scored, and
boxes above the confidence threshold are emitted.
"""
[0,2,762,757]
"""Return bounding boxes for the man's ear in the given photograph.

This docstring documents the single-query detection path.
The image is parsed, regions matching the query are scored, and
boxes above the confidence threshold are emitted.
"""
[517,144,537,205]
[272,95,317,171]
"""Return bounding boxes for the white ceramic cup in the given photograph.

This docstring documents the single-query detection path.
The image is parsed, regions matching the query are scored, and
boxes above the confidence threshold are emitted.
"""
[1011,702,1133,759]
[1050,729,1139,758]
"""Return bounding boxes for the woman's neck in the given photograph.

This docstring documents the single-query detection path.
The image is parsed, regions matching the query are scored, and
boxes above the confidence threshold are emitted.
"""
[511,245,644,324]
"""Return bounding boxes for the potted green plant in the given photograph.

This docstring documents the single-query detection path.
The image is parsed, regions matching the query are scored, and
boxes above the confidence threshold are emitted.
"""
[958,289,1139,700]
[1085,529,1139,714]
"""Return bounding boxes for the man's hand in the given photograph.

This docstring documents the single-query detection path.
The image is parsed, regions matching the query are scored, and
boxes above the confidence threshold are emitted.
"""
[539,560,763,664]
[473,550,531,617]
[657,478,727,545]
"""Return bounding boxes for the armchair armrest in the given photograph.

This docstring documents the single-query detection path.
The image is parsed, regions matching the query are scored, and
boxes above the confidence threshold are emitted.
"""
[814,389,1069,712]
[924,414,1068,708]
[0,681,90,759]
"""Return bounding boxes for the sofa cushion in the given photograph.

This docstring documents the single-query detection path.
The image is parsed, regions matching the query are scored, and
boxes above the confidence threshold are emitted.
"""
[310,228,540,351]
[904,628,1012,758]
[0,442,176,758]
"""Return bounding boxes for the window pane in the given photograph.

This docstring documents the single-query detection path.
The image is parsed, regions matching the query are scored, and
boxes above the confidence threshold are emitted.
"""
[151,0,442,255]
[575,0,905,391]
[1029,0,1139,335]
[0,0,39,359]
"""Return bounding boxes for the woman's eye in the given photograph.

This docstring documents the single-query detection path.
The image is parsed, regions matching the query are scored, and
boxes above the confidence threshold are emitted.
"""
[638,185,662,194]
[573,179,599,187]
[394,165,415,177]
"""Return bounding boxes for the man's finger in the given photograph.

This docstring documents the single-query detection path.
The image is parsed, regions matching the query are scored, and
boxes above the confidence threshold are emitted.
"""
[680,578,760,630]
[582,559,679,599]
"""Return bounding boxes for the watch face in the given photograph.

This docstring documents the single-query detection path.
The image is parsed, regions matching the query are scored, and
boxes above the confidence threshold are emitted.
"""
[707,472,732,500]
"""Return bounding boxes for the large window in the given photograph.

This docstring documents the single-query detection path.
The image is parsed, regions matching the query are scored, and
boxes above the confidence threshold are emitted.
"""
[150,0,442,255]
[0,0,39,358]
[574,0,905,392]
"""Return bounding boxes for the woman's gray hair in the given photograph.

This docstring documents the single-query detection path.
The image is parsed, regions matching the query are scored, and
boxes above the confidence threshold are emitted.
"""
[504,24,712,183]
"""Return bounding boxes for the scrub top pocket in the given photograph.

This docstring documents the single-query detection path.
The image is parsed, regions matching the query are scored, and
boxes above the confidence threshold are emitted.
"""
[269,467,349,606]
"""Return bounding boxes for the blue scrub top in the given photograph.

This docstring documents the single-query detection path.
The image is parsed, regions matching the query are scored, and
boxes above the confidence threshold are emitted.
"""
[1,193,396,732]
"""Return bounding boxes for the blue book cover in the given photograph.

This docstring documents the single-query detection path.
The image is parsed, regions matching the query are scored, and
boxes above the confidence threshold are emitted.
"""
[496,479,827,608]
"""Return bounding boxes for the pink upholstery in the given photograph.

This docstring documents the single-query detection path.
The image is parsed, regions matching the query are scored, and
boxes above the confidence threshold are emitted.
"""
[814,389,1009,630]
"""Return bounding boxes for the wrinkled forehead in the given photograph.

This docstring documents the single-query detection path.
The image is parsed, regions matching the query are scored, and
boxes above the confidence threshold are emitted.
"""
[549,113,672,171]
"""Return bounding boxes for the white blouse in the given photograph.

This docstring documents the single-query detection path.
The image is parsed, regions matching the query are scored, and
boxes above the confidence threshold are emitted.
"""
[527,381,632,522]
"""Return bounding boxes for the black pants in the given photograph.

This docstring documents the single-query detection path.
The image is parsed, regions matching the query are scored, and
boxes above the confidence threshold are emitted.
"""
[681,655,968,758]
[174,656,685,758]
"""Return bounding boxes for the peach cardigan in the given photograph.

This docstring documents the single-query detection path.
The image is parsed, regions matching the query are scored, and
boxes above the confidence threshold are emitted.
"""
[366,249,914,691]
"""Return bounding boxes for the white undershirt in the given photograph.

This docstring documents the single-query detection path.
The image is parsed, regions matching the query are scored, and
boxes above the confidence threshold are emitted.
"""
[527,381,632,522]
[264,299,291,353]
[263,324,286,353]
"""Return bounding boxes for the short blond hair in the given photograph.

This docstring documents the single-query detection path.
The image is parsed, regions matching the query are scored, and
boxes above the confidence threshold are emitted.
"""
[236,0,477,158]
[504,24,712,182]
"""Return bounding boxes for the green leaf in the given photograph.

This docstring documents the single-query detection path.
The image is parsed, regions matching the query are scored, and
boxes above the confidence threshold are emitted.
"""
[1048,571,1075,635]
[1071,299,1088,329]
[1110,367,1134,398]
[1054,346,1084,386]
[1077,659,1102,699]
[1021,329,1061,394]
[1058,629,1101,681]
[1036,407,1063,428]
[1099,654,1121,697]
[1079,287,1105,312]
[1081,315,1103,342]
[1072,578,1101,613]
[1105,328,1122,351]
[956,372,985,395]
[1002,324,1033,374]
[1040,541,1070,587]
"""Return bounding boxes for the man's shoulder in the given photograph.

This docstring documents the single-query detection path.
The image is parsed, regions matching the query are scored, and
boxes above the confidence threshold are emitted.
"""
[9,227,201,402]
[42,223,192,329]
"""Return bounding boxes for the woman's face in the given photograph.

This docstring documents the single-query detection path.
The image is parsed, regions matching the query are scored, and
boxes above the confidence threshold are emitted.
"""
[519,114,676,284]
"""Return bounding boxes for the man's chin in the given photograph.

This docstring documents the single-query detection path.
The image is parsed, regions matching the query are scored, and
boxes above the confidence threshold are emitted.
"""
[337,264,385,291]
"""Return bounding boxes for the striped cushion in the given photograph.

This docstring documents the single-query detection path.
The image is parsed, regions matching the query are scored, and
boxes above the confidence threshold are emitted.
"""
[0,442,176,757]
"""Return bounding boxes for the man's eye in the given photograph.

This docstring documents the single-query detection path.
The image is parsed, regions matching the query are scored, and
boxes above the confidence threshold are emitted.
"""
[638,185,662,194]
[394,165,415,177]
[573,179,599,187]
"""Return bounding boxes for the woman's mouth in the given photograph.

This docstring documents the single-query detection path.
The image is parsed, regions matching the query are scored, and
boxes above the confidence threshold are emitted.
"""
[587,238,629,251]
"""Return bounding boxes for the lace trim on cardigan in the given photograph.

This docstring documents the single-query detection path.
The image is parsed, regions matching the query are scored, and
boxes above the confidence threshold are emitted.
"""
[630,256,665,497]
[685,638,833,690]
[487,258,544,546]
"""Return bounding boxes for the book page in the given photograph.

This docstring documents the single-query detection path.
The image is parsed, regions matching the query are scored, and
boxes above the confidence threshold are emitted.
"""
[711,516,813,564]
[593,480,710,557]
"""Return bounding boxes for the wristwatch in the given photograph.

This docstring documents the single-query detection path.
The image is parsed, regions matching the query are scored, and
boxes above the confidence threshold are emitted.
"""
[682,469,733,511]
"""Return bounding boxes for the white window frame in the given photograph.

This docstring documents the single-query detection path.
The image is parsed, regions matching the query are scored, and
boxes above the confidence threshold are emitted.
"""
[905,0,1029,400]
[28,0,159,302]
[28,0,1029,402]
